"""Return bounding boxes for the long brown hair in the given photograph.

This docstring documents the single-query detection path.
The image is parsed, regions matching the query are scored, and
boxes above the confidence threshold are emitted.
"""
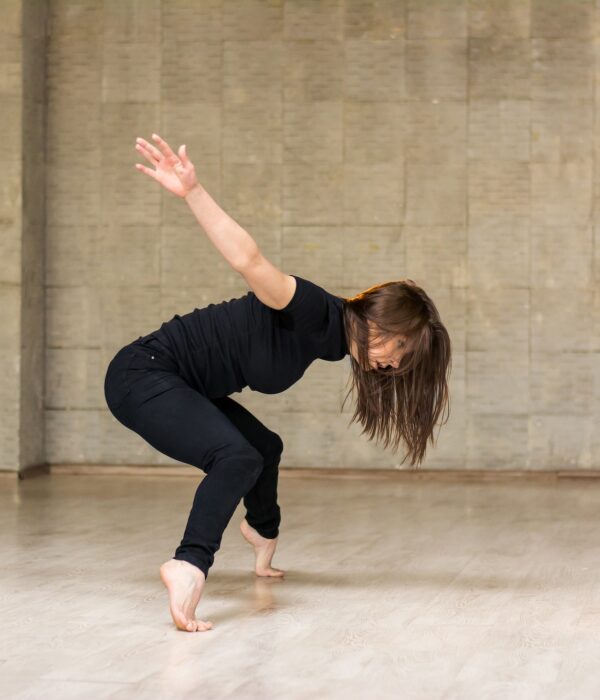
[340,279,452,469]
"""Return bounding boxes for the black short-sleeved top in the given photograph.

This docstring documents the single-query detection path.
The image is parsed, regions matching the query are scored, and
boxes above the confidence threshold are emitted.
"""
[140,275,348,398]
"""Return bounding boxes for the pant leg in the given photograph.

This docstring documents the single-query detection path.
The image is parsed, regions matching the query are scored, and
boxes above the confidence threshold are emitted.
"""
[211,396,283,539]
[106,369,265,580]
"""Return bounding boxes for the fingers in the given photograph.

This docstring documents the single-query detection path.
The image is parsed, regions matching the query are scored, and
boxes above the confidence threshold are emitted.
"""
[151,132,178,162]
[134,135,190,187]
[135,135,189,169]
[134,163,159,180]
[135,139,160,165]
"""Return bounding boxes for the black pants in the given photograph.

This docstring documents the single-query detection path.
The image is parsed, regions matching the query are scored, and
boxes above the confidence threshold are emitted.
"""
[103,334,283,580]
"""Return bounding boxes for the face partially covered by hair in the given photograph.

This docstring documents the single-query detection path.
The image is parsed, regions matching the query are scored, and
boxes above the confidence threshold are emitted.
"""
[349,325,408,370]
[340,279,452,468]
[358,321,415,371]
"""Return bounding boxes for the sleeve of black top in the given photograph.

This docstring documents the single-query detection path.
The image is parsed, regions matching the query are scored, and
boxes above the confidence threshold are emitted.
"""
[277,275,331,335]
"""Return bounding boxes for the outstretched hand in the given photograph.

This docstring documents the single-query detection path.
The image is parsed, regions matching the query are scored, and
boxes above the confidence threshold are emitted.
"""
[134,133,200,198]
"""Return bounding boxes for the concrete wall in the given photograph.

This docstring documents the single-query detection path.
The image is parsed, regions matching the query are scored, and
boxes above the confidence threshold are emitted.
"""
[4,0,600,474]
[0,0,47,475]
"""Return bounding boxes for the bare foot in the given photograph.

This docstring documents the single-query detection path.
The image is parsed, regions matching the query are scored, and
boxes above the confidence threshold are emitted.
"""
[159,558,213,632]
[240,518,285,577]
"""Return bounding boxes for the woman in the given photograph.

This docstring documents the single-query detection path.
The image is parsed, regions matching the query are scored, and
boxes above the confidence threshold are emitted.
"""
[104,133,452,633]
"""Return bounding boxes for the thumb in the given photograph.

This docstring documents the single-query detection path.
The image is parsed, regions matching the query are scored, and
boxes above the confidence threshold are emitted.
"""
[178,144,188,165]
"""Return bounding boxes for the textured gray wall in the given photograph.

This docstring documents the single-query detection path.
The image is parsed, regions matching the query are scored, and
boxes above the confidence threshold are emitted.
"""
[0,0,47,474]
[6,0,600,473]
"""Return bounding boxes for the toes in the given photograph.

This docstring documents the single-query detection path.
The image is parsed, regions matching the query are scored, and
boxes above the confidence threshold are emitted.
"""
[174,609,192,631]
[256,567,285,577]
[185,618,213,632]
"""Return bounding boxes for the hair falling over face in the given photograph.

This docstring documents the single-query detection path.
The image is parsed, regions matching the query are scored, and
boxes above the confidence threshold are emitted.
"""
[340,279,452,469]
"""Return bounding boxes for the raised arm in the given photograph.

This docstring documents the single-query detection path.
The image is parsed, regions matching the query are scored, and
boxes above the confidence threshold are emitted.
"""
[237,253,297,310]
[135,132,258,271]
[184,185,259,272]
[185,183,296,309]
[135,132,295,308]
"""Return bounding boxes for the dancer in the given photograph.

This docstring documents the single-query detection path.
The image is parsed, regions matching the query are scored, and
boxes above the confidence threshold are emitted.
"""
[103,133,452,633]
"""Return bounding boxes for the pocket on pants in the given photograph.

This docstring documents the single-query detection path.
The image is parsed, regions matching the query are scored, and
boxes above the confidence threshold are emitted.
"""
[127,354,180,403]
[105,345,187,419]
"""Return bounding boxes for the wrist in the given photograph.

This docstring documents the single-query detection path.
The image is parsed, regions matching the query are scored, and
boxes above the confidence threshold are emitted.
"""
[184,183,204,201]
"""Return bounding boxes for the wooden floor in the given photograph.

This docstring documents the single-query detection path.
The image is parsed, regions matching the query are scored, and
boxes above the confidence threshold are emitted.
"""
[2,471,600,699]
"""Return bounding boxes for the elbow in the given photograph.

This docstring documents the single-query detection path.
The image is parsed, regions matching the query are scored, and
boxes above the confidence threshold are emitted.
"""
[234,245,261,273]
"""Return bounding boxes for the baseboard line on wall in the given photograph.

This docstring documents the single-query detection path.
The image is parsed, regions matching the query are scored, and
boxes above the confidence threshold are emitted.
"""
[5,463,594,482]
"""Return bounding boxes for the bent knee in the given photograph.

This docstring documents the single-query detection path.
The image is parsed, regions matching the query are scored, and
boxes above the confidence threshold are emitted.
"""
[265,431,284,463]
[212,444,265,480]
